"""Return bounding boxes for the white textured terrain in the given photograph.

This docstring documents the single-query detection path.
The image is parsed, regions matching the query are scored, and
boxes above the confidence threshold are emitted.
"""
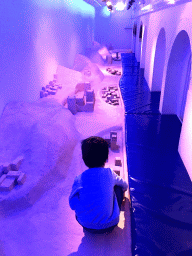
[0,51,131,256]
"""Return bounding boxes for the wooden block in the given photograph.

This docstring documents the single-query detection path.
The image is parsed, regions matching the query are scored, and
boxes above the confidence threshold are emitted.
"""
[105,139,111,147]
[84,102,94,112]
[1,162,12,174]
[40,91,44,98]
[110,131,117,141]
[111,135,117,142]
[49,90,56,95]
[76,97,84,106]
[111,99,119,103]
[67,96,77,115]
[12,156,24,170]
[49,87,56,91]
[2,167,9,174]
[6,171,22,178]
[86,90,94,102]
[0,174,7,185]
[17,173,26,185]
[0,177,15,191]
[111,143,119,151]
[114,170,120,176]
[0,170,3,177]
[115,157,122,166]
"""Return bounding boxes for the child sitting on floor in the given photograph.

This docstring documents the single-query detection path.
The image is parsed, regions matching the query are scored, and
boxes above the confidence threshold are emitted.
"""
[69,136,128,234]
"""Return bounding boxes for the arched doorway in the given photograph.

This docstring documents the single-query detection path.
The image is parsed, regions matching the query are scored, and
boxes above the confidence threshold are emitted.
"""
[162,30,191,117]
[151,28,166,92]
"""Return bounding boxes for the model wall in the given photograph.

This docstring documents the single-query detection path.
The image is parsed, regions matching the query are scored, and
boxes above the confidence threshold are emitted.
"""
[94,7,133,49]
[0,0,94,115]
[133,2,192,180]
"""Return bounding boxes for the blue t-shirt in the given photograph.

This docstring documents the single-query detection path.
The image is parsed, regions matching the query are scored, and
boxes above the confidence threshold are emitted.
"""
[69,167,128,229]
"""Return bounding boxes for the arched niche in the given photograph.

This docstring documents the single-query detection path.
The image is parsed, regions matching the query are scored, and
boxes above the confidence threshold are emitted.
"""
[137,22,143,63]
[140,25,147,69]
[151,28,166,92]
[162,30,191,118]
[133,22,137,37]
[139,24,143,42]
[132,22,137,53]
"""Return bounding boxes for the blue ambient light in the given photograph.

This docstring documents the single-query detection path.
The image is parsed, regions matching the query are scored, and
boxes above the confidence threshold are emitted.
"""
[101,6,111,17]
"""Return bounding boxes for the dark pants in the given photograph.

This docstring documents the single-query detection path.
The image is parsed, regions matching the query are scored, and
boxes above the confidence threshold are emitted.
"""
[80,186,124,234]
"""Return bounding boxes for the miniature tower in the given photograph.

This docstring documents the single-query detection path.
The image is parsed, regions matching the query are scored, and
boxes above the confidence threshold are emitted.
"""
[67,96,77,115]
[86,90,94,103]
[84,82,91,93]
[83,89,95,112]
[110,131,119,150]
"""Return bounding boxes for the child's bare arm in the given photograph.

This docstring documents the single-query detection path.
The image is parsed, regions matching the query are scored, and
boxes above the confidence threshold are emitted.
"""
[111,169,128,191]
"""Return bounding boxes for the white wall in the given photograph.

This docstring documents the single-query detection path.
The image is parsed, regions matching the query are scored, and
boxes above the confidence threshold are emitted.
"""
[94,7,133,49]
[133,2,192,180]
[0,0,95,115]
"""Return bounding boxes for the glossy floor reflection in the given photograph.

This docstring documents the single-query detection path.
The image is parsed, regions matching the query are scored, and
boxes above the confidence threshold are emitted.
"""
[120,53,192,256]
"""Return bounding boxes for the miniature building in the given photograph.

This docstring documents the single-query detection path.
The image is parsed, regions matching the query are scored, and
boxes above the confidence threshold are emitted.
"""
[67,84,95,114]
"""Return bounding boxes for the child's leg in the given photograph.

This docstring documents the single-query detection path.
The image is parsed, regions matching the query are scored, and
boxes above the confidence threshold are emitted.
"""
[76,215,117,234]
[114,185,124,210]
[83,225,117,234]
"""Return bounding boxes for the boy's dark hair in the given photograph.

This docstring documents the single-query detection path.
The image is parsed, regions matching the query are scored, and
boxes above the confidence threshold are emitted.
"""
[81,136,109,168]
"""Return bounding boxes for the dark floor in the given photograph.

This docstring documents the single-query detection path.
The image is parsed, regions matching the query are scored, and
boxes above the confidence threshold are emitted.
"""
[120,53,192,256]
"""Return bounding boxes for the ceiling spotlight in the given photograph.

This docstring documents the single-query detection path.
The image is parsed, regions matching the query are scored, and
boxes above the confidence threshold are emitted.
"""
[115,2,126,11]
[106,1,112,6]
